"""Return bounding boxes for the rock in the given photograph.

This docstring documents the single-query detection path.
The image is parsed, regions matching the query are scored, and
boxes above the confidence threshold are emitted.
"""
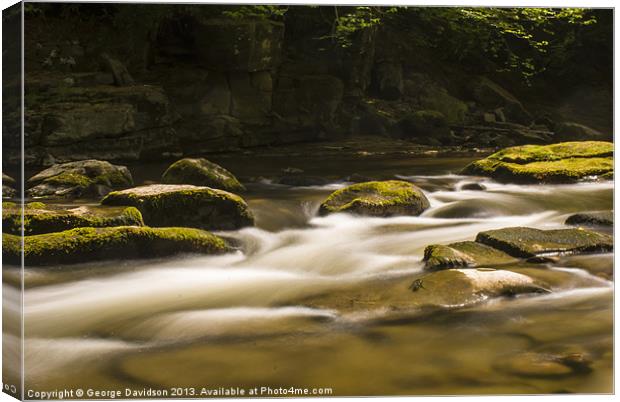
[229,72,272,123]
[460,182,486,191]
[462,141,613,183]
[475,227,613,258]
[2,203,144,235]
[26,159,133,198]
[193,19,284,72]
[296,74,344,123]
[565,211,613,227]
[554,122,605,141]
[277,175,330,187]
[318,180,430,217]
[423,241,517,270]
[299,268,549,313]
[496,351,592,378]
[397,110,452,145]
[346,173,375,183]
[273,74,344,127]
[3,173,16,198]
[3,173,15,187]
[100,53,134,86]
[471,77,531,124]
[373,62,403,100]
[101,184,254,230]
[3,226,230,266]
[404,73,468,124]
[3,186,16,198]
[161,158,245,192]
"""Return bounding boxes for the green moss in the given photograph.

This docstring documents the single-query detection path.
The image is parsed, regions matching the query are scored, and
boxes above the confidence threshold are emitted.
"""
[424,241,517,270]
[319,180,430,216]
[3,226,230,266]
[26,202,46,209]
[489,141,613,164]
[43,172,92,187]
[162,158,245,192]
[101,184,254,230]
[2,205,145,235]
[463,141,614,183]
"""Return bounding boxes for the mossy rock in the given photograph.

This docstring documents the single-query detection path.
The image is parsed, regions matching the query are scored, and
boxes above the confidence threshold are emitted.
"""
[2,203,144,235]
[3,226,230,266]
[101,184,254,230]
[298,268,549,313]
[161,158,245,192]
[318,180,430,217]
[476,227,613,258]
[462,141,613,183]
[423,241,517,270]
[27,159,133,198]
[565,211,613,228]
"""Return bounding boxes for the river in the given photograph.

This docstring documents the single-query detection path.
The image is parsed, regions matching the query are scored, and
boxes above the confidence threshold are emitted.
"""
[3,152,613,396]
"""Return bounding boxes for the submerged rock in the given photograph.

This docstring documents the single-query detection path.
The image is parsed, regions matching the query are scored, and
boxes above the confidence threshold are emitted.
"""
[3,226,230,266]
[162,158,245,192]
[424,241,517,270]
[460,182,486,191]
[496,351,592,378]
[476,227,613,258]
[462,141,613,183]
[565,211,613,228]
[26,160,133,198]
[2,202,144,235]
[299,268,549,313]
[101,184,254,230]
[318,180,430,217]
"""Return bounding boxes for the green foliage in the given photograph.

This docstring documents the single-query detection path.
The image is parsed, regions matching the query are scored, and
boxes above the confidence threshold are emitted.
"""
[221,5,288,20]
[401,7,598,82]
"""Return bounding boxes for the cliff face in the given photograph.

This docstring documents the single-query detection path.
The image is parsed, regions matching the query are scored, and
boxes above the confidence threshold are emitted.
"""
[8,5,612,168]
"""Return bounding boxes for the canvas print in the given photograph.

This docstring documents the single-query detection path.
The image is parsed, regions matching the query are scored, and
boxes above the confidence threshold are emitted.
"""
[1,3,614,399]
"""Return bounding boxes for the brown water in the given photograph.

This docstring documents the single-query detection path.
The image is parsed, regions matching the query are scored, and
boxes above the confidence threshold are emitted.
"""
[4,154,614,397]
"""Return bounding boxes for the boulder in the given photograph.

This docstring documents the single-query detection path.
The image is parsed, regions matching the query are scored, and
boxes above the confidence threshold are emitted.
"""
[2,202,144,235]
[476,227,613,258]
[26,159,133,198]
[554,121,606,141]
[32,85,176,147]
[462,141,613,183]
[565,211,613,228]
[397,110,452,145]
[3,226,230,266]
[101,184,254,230]
[162,158,245,192]
[193,18,284,72]
[319,180,430,217]
[471,77,531,124]
[404,74,468,124]
[423,241,517,270]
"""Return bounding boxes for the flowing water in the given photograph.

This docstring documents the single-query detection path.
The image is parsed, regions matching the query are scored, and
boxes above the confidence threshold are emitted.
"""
[4,154,614,396]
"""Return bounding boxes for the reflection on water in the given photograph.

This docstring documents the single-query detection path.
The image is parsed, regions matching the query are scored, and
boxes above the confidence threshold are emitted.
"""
[9,156,613,395]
